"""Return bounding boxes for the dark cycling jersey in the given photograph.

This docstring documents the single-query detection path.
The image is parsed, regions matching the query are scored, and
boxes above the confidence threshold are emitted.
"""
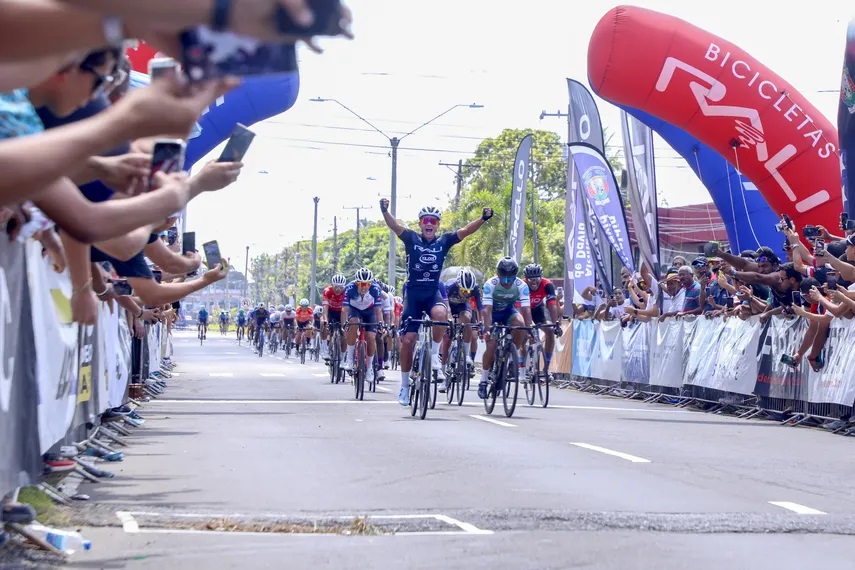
[444,279,483,311]
[399,228,460,289]
[253,308,270,325]
[528,278,557,308]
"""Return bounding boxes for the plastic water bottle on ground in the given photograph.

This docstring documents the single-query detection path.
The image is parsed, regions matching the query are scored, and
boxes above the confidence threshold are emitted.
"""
[25,523,92,554]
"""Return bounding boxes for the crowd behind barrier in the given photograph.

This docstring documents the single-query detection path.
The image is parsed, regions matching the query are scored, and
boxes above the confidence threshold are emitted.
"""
[0,236,168,500]
[565,315,855,427]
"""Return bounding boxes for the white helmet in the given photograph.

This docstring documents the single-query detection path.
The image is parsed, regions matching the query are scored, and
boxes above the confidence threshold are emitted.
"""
[331,274,346,286]
[299,298,309,308]
[277,304,285,311]
[456,267,477,290]
[285,304,293,312]
[418,206,442,221]
[314,306,323,315]
[355,267,373,282]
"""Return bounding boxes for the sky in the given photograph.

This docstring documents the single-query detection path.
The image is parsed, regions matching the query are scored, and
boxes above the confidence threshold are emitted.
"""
[187,0,849,266]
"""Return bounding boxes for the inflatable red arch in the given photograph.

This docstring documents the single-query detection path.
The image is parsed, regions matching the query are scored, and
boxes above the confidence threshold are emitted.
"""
[588,5,841,232]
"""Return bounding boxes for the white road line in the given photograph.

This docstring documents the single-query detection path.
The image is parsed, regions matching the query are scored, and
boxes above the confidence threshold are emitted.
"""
[469,414,517,428]
[209,372,234,377]
[376,386,392,393]
[115,511,139,533]
[259,373,287,377]
[433,514,493,535]
[768,501,827,515]
[171,372,182,377]
[312,373,329,378]
[157,399,397,405]
[569,442,651,463]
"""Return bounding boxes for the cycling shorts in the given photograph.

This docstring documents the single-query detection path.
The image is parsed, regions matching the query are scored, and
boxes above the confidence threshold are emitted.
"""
[327,309,342,324]
[401,287,445,334]
[531,304,550,325]
[347,306,378,333]
[491,306,519,325]
[297,320,313,330]
[449,301,472,318]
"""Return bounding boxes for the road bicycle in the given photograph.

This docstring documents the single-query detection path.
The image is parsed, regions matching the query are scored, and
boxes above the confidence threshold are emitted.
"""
[198,321,207,345]
[406,316,450,420]
[443,318,479,406]
[346,321,381,401]
[483,324,532,418]
[327,322,345,384]
[523,323,560,408]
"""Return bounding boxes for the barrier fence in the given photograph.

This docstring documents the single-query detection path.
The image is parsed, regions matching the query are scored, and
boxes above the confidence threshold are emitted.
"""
[0,236,167,500]
[564,315,855,425]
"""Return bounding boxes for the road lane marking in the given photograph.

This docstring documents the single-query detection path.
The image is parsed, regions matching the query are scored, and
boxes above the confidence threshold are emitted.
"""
[459,402,687,414]
[209,372,234,377]
[116,511,139,533]
[768,501,827,515]
[569,442,651,463]
[157,399,398,405]
[260,373,286,377]
[469,414,517,428]
[376,386,392,393]
[312,373,329,377]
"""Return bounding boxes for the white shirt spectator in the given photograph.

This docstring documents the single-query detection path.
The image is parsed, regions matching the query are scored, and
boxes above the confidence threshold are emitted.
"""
[662,288,685,314]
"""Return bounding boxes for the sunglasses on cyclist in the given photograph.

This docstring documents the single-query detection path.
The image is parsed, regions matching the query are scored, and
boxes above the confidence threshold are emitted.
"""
[459,288,472,295]
[356,281,372,286]
[420,216,439,225]
[499,276,515,284]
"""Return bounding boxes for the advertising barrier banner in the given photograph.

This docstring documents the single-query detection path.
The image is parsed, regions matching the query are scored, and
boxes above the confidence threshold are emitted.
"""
[621,322,649,385]
[805,318,855,405]
[590,320,622,383]
[649,319,684,388]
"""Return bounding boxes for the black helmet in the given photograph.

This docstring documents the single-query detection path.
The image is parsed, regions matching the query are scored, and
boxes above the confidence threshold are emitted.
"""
[496,256,519,278]
[524,263,542,279]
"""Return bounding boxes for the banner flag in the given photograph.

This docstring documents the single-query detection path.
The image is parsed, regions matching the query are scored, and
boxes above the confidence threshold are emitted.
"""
[568,143,636,272]
[621,110,661,278]
[838,20,855,215]
[509,134,532,264]
[0,239,41,495]
[27,242,79,453]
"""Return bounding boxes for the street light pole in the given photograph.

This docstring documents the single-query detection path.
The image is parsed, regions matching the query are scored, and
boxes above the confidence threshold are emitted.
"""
[344,204,372,266]
[310,196,319,306]
[310,98,483,293]
[243,245,249,302]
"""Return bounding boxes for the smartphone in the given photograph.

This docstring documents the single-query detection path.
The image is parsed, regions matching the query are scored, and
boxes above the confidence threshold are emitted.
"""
[846,219,855,232]
[148,139,186,191]
[815,239,826,255]
[152,269,163,284]
[791,290,802,305]
[218,123,256,162]
[842,212,849,230]
[803,225,821,239]
[826,273,838,290]
[275,0,345,36]
[178,27,298,81]
[148,57,182,80]
[203,240,222,270]
[182,231,196,254]
[112,279,133,296]
[726,297,734,309]
[782,213,793,230]
[167,227,178,246]
[781,353,798,367]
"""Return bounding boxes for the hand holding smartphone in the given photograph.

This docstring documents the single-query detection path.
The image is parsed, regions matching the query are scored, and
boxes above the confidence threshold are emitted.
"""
[203,240,223,270]
[148,139,187,191]
[182,231,196,254]
[218,124,256,162]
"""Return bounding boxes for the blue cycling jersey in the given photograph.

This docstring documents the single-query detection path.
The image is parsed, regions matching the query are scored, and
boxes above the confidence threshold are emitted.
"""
[445,279,483,311]
[198,309,208,321]
[399,228,460,290]
[342,281,383,311]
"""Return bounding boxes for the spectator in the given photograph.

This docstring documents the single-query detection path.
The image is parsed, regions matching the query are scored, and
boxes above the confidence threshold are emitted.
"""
[676,265,702,317]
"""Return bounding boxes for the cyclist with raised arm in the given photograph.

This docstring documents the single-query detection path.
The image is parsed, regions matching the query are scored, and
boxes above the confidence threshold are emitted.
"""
[342,268,384,384]
[523,263,562,371]
[322,274,347,360]
[479,257,532,399]
[439,267,482,391]
[380,198,493,406]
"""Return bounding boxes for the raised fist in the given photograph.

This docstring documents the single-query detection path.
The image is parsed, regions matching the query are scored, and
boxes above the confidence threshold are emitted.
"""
[482,207,494,221]
[380,198,390,213]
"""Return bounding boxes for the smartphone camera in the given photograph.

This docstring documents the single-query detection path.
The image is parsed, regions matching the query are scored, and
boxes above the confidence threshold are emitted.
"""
[846,219,855,232]
[726,297,734,309]
[791,290,802,305]
[803,225,821,240]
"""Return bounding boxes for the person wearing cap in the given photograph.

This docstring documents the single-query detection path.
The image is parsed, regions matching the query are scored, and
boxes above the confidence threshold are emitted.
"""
[657,270,685,321]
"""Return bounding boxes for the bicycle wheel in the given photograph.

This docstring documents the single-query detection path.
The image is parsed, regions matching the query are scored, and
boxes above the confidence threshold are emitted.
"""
[445,345,456,405]
[537,346,550,408]
[524,344,537,406]
[484,359,498,415]
[410,345,420,417]
[329,334,340,383]
[455,338,467,406]
[419,342,431,419]
[257,330,264,357]
[502,345,520,417]
[300,339,306,364]
[354,341,365,401]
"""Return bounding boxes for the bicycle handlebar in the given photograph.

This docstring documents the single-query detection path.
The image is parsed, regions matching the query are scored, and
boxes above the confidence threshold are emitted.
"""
[404,318,452,327]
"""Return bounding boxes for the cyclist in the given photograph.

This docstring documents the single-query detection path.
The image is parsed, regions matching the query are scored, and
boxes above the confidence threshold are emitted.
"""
[247,305,258,342]
[322,274,347,360]
[197,305,209,340]
[468,294,481,364]
[479,257,532,399]
[439,267,482,391]
[380,198,494,405]
[523,263,562,370]
[374,281,393,381]
[253,302,270,352]
[280,304,296,349]
[342,268,384,383]
[218,310,229,335]
[236,308,247,339]
[313,305,323,331]
[295,299,315,353]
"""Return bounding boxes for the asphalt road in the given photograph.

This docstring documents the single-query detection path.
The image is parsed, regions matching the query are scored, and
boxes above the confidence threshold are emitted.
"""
[58,330,855,569]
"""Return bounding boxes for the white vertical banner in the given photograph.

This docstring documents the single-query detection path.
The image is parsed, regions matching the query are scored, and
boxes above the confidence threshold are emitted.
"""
[26,241,78,453]
[590,319,622,383]
[649,318,684,389]
[95,303,111,413]
[111,313,132,407]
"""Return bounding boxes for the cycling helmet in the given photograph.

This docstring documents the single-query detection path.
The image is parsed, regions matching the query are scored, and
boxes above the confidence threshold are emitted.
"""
[456,267,477,290]
[259,302,265,308]
[389,287,396,296]
[418,206,442,221]
[524,263,543,279]
[277,305,285,311]
[314,306,323,315]
[380,283,390,294]
[299,298,309,308]
[496,256,519,278]
[355,267,374,282]
[285,304,293,312]
[331,274,346,287]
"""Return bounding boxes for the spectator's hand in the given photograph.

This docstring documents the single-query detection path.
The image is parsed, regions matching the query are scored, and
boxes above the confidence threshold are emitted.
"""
[3,204,30,241]
[141,308,157,322]
[203,262,230,284]
[192,160,244,192]
[133,317,145,338]
[38,229,66,273]
[379,198,389,212]
[625,305,636,315]
[830,289,848,303]
[817,225,833,240]
[120,75,240,140]
[91,153,150,192]
[151,171,191,203]
[72,289,99,325]
[183,251,202,269]
[808,286,823,303]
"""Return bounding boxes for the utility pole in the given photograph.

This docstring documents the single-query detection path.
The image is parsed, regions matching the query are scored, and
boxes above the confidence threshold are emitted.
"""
[438,159,480,208]
[332,216,339,273]
[344,204,372,267]
[294,243,301,304]
[243,245,249,302]
[225,257,231,310]
[310,197,319,305]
